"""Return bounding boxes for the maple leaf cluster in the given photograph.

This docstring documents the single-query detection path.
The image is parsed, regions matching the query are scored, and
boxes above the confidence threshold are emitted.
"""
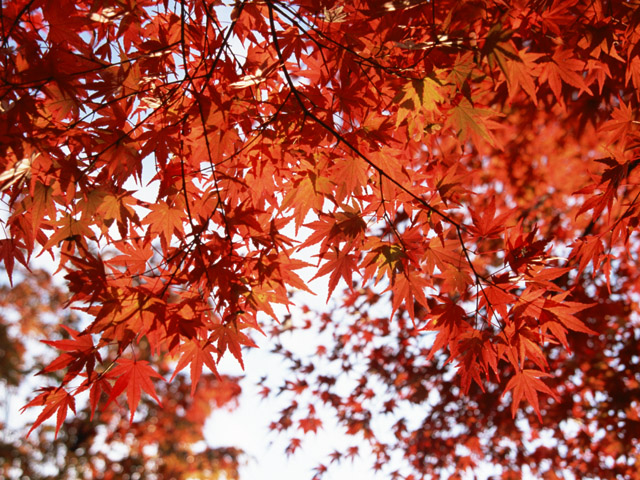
[2,0,640,478]
[0,268,242,479]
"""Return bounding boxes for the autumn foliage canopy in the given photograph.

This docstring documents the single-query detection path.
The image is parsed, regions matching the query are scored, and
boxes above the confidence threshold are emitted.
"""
[2,0,640,478]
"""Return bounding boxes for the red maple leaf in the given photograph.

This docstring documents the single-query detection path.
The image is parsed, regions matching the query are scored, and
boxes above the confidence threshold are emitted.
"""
[210,317,259,369]
[105,358,164,422]
[41,325,100,381]
[22,387,76,438]
[540,48,593,105]
[502,369,559,422]
[170,337,221,396]
[313,249,359,300]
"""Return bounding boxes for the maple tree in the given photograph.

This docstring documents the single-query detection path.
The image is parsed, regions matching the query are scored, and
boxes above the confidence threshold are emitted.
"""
[2,0,640,478]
